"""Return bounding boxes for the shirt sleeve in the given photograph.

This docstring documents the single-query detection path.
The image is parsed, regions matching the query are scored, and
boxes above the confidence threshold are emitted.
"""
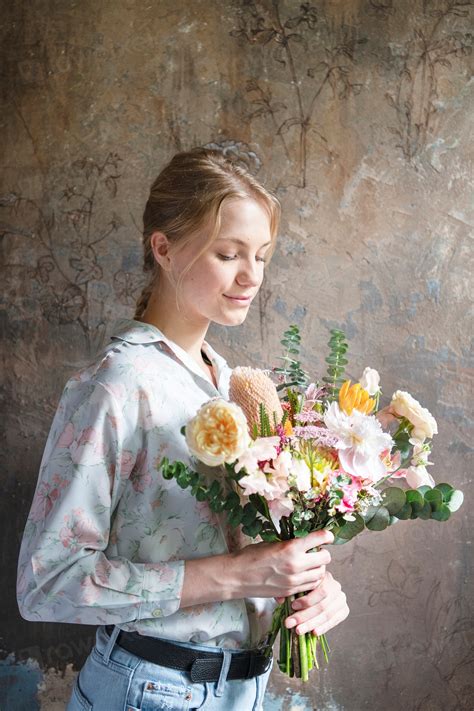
[17,376,185,625]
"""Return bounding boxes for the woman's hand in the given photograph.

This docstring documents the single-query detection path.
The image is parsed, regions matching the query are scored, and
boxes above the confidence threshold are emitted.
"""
[279,571,349,636]
[181,529,335,609]
[227,529,334,599]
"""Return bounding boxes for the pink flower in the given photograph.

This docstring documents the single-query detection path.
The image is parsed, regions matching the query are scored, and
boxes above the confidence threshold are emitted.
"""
[145,562,177,584]
[239,470,275,498]
[336,496,356,514]
[70,426,106,466]
[324,402,393,482]
[235,437,280,475]
[119,450,136,479]
[268,496,294,521]
[391,465,435,489]
[59,509,102,553]
[57,423,75,448]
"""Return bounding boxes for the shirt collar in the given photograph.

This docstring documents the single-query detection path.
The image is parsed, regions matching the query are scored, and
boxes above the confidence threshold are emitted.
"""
[109,318,230,392]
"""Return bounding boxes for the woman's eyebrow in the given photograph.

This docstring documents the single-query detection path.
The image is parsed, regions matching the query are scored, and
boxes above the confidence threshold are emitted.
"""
[216,236,272,247]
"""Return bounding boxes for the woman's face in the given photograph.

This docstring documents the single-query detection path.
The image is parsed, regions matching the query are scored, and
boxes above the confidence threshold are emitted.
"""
[170,197,273,327]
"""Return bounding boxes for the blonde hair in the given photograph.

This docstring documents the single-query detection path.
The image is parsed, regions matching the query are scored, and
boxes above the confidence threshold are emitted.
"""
[134,147,281,320]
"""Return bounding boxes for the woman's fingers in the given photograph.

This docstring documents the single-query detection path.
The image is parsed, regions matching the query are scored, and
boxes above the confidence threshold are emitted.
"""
[284,572,349,635]
[298,529,334,551]
[291,572,340,610]
[287,593,349,635]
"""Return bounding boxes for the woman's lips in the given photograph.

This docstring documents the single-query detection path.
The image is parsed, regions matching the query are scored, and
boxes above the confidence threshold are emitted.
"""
[223,294,252,304]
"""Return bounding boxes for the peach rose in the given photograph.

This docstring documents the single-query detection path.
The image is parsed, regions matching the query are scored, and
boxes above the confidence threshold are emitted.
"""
[390,390,438,442]
[185,399,250,467]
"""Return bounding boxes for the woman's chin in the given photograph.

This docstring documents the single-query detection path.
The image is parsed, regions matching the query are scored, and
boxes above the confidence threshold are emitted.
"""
[215,311,249,327]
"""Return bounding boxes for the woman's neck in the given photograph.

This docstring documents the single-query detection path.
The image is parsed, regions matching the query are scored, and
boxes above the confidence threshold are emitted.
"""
[138,293,210,363]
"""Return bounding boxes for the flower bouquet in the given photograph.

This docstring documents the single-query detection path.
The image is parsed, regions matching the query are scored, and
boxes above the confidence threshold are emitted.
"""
[160,326,463,682]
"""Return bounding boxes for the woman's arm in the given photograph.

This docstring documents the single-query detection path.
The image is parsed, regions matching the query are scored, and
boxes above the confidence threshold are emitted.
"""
[180,530,333,607]
[17,378,184,624]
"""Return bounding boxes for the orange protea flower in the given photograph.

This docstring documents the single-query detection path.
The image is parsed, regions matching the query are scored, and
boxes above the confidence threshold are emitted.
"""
[339,380,376,416]
[229,367,283,435]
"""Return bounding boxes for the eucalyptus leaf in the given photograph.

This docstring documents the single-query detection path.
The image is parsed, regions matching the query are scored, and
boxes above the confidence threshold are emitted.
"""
[365,506,390,531]
[417,485,432,496]
[446,490,464,512]
[431,504,451,522]
[332,513,365,542]
[435,483,454,499]
[381,487,406,515]
[424,488,443,507]
[417,501,433,520]
[406,489,424,508]
[395,503,412,520]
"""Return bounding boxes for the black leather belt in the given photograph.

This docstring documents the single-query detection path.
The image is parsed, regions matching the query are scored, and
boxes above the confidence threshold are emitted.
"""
[105,626,272,683]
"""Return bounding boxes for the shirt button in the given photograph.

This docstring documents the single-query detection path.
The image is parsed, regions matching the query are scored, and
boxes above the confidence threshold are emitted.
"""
[152,608,162,618]
[185,692,192,701]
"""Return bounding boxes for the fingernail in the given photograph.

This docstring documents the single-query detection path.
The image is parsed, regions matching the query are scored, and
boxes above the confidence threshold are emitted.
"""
[286,618,296,629]
[291,601,300,610]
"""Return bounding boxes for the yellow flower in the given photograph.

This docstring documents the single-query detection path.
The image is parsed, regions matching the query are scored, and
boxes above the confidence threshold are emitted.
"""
[229,367,283,435]
[185,399,250,467]
[339,380,375,416]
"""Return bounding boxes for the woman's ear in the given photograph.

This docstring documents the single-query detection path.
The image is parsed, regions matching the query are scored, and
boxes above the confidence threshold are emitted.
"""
[150,231,172,271]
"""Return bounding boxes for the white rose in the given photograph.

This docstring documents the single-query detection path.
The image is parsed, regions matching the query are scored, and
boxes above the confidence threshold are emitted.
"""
[359,367,381,396]
[390,391,438,442]
[185,399,250,467]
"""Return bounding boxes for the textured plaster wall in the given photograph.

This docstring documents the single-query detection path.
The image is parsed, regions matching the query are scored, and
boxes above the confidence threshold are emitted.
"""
[1,1,473,709]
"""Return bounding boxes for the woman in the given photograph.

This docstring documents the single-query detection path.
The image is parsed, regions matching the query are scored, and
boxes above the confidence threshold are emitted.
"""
[17,148,349,710]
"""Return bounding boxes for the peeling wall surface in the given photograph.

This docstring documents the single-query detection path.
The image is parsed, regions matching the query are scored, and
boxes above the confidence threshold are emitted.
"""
[1,1,473,709]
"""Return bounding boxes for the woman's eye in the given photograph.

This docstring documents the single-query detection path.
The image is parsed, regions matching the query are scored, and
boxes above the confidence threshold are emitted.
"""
[256,256,267,263]
[218,254,237,261]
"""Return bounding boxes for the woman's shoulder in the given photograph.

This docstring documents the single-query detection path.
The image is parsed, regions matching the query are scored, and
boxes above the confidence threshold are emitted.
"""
[62,322,169,403]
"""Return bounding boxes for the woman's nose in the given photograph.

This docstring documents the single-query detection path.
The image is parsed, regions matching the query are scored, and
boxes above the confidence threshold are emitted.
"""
[236,259,261,287]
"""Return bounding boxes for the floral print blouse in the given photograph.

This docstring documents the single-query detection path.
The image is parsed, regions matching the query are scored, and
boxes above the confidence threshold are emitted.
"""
[17,319,275,649]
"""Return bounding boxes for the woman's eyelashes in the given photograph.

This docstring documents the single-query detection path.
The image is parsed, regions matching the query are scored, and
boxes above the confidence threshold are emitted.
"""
[217,253,267,263]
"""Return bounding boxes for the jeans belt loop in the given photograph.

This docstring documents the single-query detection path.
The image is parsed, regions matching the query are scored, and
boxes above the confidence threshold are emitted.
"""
[102,625,121,664]
[215,650,232,697]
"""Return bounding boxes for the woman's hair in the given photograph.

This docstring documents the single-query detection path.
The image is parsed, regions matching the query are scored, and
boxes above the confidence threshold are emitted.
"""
[133,147,281,320]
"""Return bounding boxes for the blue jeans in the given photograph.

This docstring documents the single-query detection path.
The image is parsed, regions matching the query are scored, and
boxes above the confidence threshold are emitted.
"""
[66,625,272,710]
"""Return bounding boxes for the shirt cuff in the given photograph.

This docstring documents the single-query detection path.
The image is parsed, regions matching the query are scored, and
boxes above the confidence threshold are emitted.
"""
[138,560,185,620]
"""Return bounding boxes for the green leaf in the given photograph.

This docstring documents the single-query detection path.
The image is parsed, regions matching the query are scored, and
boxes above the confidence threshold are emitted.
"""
[381,487,406,515]
[195,487,208,502]
[332,513,365,542]
[395,502,412,520]
[446,489,464,513]
[242,503,258,526]
[425,488,443,509]
[365,506,390,531]
[259,529,281,542]
[392,431,412,462]
[406,489,425,509]
[417,485,432,496]
[435,483,453,499]
[417,501,433,520]
[227,508,243,527]
[242,519,263,538]
[224,491,241,510]
[431,504,451,522]
[209,480,221,498]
